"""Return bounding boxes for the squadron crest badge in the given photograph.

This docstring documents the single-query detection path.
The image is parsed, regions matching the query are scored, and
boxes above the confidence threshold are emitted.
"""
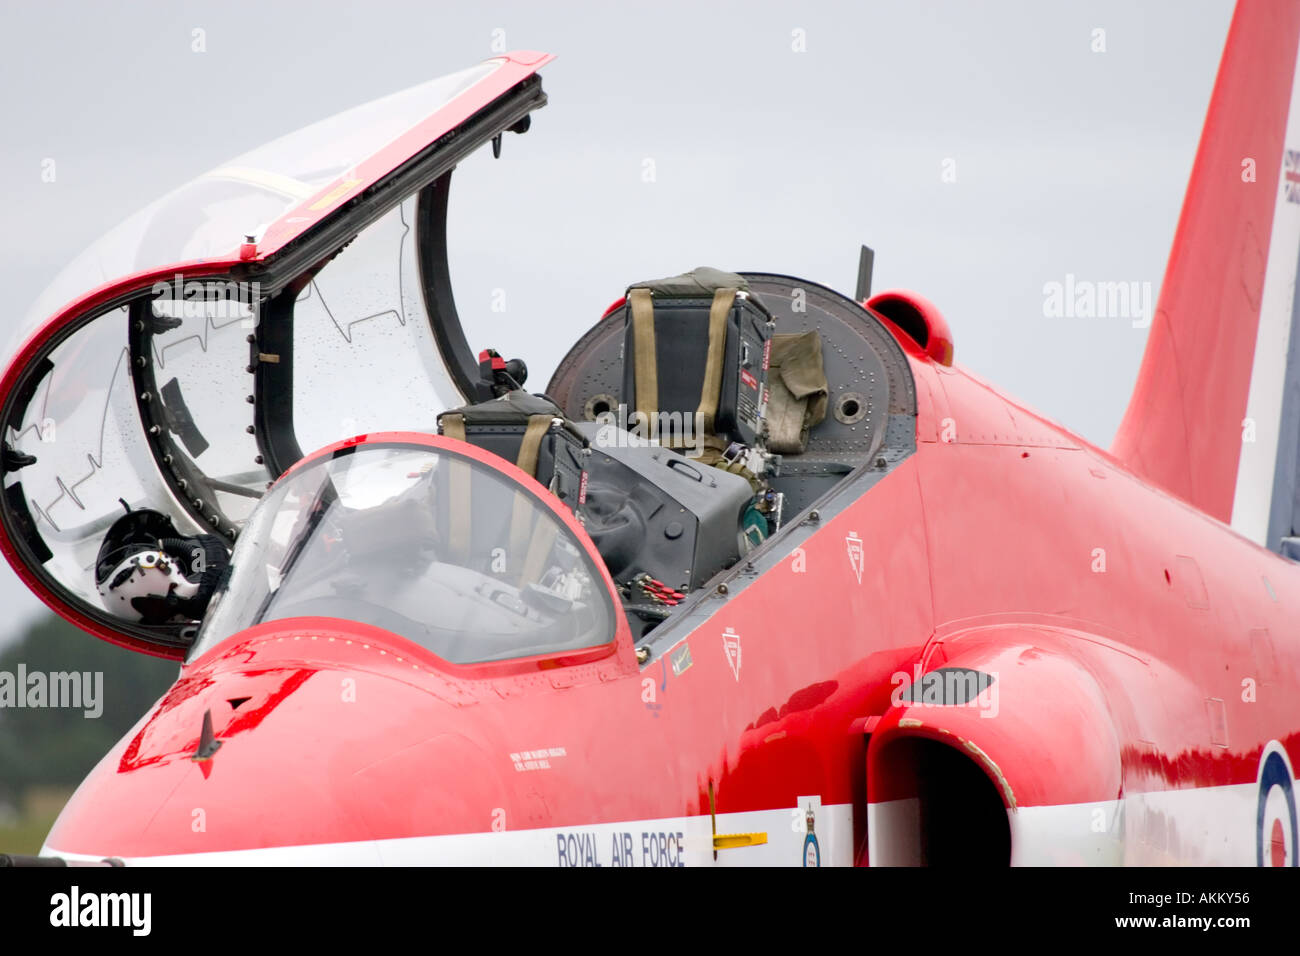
[846,532,865,585]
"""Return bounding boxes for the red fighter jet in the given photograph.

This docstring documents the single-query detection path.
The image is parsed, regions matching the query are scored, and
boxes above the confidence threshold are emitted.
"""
[3,2,1300,868]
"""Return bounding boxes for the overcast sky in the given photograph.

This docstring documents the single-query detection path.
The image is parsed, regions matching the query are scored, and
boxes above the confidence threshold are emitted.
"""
[0,0,1236,645]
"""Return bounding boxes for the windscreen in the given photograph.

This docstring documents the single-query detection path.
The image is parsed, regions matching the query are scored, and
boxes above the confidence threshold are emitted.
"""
[191,443,615,664]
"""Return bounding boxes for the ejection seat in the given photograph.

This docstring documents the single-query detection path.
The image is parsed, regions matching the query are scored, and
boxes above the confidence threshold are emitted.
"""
[433,390,587,586]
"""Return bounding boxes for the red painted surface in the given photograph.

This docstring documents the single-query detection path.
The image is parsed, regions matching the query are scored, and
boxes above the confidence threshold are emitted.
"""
[865,289,954,366]
[42,347,1300,857]
[1110,2,1300,519]
[599,296,626,320]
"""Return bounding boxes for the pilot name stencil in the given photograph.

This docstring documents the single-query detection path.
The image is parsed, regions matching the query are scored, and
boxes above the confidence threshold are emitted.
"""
[511,747,566,772]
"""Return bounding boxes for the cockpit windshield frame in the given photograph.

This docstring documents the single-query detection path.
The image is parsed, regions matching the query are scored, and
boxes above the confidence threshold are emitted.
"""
[186,432,628,670]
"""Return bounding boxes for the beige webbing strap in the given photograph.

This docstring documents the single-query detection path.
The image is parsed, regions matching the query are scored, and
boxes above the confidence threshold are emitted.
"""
[764,374,808,454]
[440,413,466,442]
[514,415,553,477]
[521,515,559,587]
[509,415,555,569]
[696,288,736,437]
[629,288,659,427]
[439,414,472,558]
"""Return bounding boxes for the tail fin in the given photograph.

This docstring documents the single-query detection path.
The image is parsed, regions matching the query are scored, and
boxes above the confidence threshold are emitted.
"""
[1110,0,1300,550]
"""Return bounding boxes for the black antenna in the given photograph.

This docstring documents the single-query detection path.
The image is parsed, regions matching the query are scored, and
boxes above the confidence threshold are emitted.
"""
[855,245,875,302]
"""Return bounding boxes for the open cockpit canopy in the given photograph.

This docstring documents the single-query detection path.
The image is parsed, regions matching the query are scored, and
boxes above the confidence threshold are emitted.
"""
[0,52,554,656]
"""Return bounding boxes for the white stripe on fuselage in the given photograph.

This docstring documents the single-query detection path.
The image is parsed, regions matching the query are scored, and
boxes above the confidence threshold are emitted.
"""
[43,802,855,867]
[1010,784,1260,866]
[1231,58,1300,544]
[873,783,1263,866]
[43,783,1272,866]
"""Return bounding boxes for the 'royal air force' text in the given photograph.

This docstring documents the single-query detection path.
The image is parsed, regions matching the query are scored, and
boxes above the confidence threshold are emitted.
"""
[556,831,685,867]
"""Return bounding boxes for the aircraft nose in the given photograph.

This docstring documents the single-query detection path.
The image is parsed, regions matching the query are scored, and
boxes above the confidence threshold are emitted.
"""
[42,620,511,863]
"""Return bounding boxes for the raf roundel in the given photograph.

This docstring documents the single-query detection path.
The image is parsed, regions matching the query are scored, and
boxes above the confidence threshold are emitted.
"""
[1256,741,1298,867]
